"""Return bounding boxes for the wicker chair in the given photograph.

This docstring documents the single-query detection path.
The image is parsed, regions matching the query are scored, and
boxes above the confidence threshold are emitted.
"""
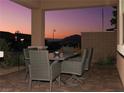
[84,48,93,71]
[61,48,93,84]
[29,50,61,91]
[62,46,74,57]
[23,48,30,80]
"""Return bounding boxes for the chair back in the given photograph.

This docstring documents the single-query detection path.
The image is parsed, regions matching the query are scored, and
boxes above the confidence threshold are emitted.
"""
[84,48,93,70]
[23,48,29,60]
[23,48,30,70]
[62,46,74,56]
[29,50,50,81]
[80,49,88,74]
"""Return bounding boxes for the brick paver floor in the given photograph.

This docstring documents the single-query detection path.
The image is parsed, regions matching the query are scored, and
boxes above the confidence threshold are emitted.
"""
[0,64,123,92]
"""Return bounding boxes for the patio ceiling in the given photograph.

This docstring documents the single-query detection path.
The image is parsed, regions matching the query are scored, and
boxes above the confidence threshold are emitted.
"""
[11,0,118,9]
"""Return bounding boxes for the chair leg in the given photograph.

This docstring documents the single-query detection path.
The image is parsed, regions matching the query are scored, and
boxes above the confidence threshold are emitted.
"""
[25,71,29,80]
[56,75,66,86]
[67,74,86,81]
[65,75,84,86]
[50,79,52,92]
[73,75,82,83]
[58,76,61,87]
[29,79,32,90]
[66,75,74,82]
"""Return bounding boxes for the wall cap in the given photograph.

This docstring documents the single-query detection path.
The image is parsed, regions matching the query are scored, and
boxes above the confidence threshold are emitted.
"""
[117,45,124,56]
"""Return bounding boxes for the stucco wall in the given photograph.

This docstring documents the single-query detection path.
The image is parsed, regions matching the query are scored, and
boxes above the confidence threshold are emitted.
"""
[81,32,117,63]
[116,0,124,87]
[117,53,124,86]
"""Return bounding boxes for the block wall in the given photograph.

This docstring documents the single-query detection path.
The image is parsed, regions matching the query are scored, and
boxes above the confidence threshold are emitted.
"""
[81,32,117,63]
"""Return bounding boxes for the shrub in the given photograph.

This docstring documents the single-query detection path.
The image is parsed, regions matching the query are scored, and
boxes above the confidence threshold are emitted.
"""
[4,52,25,66]
[0,39,25,66]
[96,56,116,66]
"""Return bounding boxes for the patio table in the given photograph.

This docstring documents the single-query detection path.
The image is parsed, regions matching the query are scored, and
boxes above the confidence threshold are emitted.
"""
[49,52,80,62]
[49,57,65,61]
[49,52,63,60]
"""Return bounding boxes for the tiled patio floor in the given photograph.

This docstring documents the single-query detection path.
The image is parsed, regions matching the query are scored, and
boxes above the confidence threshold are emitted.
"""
[0,64,123,92]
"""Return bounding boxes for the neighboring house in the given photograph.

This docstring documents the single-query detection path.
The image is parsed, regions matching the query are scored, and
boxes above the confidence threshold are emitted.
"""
[0,31,31,51]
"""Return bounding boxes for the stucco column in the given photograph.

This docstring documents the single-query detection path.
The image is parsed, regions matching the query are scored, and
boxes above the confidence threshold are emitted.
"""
[31,9,45,46]
[119,0,124,45]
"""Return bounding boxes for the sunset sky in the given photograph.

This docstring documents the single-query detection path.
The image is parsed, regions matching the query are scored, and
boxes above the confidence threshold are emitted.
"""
[0,0,114,39]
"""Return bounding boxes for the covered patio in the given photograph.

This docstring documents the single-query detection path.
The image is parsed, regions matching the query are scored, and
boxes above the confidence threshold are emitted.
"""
[5,0,124,92]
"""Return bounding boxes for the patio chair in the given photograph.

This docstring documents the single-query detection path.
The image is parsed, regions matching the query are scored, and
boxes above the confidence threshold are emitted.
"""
[62,46,74,57]
[23,48,30,80]
[84,48,93,71]
[61,48,93,85]
[28,46,48,50]
[29,50,61,91]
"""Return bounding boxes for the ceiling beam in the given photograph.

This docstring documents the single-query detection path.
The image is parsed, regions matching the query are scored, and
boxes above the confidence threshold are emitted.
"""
[41,0,118,10]
[11,0,118,10]
[11,0,41,9]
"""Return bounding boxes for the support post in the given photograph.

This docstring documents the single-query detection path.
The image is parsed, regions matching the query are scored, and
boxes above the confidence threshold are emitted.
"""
[31,9,45,46]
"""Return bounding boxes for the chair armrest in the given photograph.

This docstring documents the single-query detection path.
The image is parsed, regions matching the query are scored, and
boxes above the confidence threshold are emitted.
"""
[61,61,82,75]
[67,57,81,61]
[25,58,30,60]
[62,60,81,67]
[50,61,61,80]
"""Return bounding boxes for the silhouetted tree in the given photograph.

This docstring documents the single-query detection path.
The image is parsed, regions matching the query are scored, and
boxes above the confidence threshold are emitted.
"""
[0,39,9,51]
[111,6,117,29]
[107,6,117,31]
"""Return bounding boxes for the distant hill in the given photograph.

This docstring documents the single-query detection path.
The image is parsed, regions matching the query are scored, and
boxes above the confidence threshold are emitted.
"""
[62,34,81,47]
[46,38,62,42]
[0,31,81,51]
[46,34,81,51]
